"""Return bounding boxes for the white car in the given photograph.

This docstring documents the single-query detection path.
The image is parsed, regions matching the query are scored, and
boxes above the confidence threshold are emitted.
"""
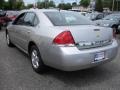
[6,9,118,73]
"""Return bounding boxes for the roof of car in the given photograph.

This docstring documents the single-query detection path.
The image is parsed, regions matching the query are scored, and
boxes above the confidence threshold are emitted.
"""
[21,9,61,13]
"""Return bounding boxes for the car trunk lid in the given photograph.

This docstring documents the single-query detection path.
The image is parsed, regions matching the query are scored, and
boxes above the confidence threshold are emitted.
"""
[68,25,113,49]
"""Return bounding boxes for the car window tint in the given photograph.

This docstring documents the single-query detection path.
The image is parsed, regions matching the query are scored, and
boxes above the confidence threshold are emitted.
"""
[14,13,25,25]
[24,12,35,26]
[44,11,92,26]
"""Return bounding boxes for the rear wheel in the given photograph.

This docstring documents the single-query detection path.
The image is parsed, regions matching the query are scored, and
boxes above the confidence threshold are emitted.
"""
[6,33,14,47]
[30,45,46,73]
[112,25,118,34]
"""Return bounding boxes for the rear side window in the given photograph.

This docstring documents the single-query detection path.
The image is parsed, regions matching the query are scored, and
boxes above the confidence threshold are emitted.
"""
[44,11,92,26]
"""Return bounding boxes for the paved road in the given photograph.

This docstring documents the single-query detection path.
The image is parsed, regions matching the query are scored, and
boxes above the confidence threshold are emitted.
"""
[0,30,120,90]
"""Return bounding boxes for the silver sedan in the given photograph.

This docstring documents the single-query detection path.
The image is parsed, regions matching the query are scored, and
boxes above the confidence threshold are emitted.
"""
[6,9,118,73]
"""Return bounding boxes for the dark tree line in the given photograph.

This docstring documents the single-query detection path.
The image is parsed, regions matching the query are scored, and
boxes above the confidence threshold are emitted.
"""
[0,0,24,10]
[1,0,120,11]
[0,0,72,10]
[80,0,120,12]
[26,0,72,10]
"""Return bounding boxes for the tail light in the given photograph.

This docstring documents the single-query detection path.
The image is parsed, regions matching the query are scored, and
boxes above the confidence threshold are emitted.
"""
[53,31,75,45]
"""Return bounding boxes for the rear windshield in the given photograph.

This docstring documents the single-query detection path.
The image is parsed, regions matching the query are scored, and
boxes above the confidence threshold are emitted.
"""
[44,11,92,26]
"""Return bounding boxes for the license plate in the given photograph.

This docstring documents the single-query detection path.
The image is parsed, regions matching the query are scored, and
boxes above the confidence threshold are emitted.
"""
[95,52,105,61]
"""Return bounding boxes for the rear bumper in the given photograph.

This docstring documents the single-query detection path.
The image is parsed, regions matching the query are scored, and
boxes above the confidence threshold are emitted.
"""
[42,39,118,71]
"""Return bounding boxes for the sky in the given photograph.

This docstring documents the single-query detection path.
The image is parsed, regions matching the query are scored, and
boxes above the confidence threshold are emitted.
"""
[24,0,80,5]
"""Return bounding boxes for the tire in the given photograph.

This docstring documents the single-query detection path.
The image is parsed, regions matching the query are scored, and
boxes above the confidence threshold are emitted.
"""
[30,45,46,73]
[6,33,14,47]
[112,25,118,34]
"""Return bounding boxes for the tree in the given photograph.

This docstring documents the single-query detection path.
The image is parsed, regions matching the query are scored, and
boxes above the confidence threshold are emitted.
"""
[48,0,56,8]
[3,1,10,10]
[0,0,25,10]
[80,0,90,7]
[37,0,56,9]
[37,1,47,8]
[72,2,77,6]
[64,3,72,10]
[7,0,24,10]
[57,3,63,9]
[8,0,16,10]
[95,0,103,12]
[16,0,25,10]
[102,0,120,11]
[27,4,34,9]
[0,0,5,9]
[58,3,72,10]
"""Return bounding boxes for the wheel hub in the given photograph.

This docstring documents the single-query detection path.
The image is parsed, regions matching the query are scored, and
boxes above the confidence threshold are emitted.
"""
[31,50,39,69]
[7,34,10,45]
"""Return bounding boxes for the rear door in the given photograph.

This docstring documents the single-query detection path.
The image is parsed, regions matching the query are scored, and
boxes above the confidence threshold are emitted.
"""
[9,13,26,45]
[16,12,38,51]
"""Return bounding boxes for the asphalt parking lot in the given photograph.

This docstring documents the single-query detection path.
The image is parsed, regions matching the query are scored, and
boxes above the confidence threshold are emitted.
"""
[0,30,120,90]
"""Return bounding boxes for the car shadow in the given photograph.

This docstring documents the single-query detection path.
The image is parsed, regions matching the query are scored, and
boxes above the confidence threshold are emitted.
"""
[43,63,119,88]
[12,39,119,88]
[3,29,119,88]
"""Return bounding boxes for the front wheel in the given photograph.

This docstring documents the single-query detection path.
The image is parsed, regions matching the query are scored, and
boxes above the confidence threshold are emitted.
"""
[30,45,46,73]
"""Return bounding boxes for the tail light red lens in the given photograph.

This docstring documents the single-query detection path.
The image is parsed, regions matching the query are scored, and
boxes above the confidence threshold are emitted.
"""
[53,31,75,45]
